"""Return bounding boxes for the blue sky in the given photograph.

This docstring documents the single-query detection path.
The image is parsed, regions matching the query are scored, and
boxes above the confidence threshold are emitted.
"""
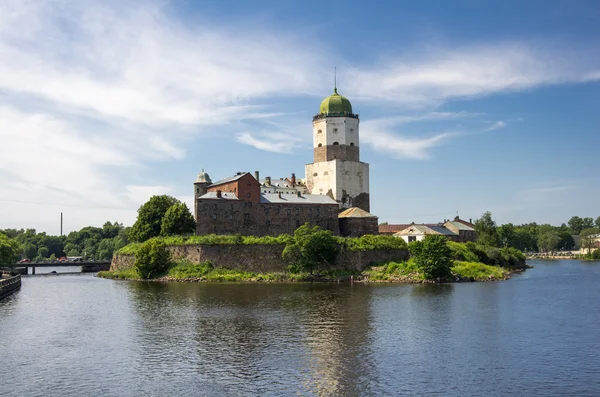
[1,0,599,234]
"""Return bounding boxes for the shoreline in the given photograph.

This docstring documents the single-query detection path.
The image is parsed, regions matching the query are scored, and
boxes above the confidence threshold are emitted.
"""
[98,265,528,284]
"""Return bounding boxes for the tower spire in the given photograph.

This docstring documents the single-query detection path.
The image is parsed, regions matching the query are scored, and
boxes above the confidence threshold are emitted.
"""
[334,66,337,94]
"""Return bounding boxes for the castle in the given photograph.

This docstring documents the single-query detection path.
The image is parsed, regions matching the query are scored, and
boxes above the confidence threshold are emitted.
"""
[193,86,378,237]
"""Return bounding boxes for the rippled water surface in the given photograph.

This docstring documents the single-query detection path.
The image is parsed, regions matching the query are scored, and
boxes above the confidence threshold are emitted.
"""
[1,260,600,396]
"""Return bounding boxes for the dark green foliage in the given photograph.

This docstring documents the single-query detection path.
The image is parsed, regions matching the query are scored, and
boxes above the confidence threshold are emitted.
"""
[341,234,408,251]
[282,223,338,274]
[0,233,20,265]
[160,203,196,236]
[130,195,180,242]
[134,239,172,279]
[449,241,525,267]
[408,235,453,279]
[475,211,499,247]
[537,231,561,253]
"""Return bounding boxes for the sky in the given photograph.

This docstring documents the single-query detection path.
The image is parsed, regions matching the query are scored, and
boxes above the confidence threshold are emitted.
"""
[1,0,599,234]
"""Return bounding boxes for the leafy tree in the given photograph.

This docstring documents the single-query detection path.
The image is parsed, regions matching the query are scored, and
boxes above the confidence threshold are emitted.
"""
[282,223,338,274]
[475,211,499,247]
[568,216,584,235]
[408,235,453,280]
[498,223,516,248]
[22,242,38,260]
[596,217,600,229]
[49,254,57,261]
[130,195,180,242]
[580,228,599,253]
[160,203,196,236]
[582,217,595,230]
[135,239,171,279]
[557,231,575,251]
[537,231,561,253]
[37,246,49,259]
[0,234,20,265]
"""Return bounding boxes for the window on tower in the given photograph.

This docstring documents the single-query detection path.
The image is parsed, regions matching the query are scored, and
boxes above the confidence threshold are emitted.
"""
[350,142,355,146]
[318,143,322,147]
[318,129,322,134]
[334,128,338,133]
[333,142,339,145]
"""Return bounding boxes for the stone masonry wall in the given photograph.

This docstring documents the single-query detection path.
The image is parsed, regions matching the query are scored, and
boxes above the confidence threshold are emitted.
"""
[111,244,408,273]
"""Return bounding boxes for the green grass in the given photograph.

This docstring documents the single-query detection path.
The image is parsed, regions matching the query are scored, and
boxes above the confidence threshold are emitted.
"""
[450,261,509,280]
[362,259,426,282]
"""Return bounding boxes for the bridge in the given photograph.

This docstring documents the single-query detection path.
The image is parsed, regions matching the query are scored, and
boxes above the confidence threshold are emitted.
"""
[6,261,111,275]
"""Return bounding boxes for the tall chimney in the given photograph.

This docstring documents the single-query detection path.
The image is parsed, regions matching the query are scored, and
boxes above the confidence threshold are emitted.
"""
[278,192,282,199]
[255,170,259,182]
[266,176,271,186]
[216,190,222,198]
[291,173,296,187]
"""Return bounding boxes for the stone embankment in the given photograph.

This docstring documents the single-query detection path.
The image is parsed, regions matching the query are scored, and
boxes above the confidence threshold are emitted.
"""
[111,244,408,273]
[0,272,21,300]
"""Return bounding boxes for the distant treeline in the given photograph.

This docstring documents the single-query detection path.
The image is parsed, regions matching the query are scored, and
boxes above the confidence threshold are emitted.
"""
[1,222,131,262]
[473,212,600,253]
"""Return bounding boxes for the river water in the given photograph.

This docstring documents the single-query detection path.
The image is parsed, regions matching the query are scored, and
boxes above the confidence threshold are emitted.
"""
[1,260,599,396]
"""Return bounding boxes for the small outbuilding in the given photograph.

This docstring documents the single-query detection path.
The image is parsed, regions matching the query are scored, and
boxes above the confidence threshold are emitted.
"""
[338,207,378,237]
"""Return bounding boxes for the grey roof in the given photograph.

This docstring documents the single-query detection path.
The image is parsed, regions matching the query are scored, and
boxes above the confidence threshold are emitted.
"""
[195,170,212,184]
[209,172,250,187]
[197,192,239,200]
[260,193,337,205]
[394,224,457,236]
[446,221,475,231]
[260,178,292,188]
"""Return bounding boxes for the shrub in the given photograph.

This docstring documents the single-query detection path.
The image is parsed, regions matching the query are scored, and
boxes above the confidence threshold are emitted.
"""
[447,241,479,262]
[451,261,509,280]
[343,234,408,251]
[409,235,453,280]
[134,239,171,279]
[282,223,338,274]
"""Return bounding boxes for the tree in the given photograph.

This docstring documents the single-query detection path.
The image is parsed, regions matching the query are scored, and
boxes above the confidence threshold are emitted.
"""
[160,203,196,236]
[130,195,180,242]
[0,234,20,265]
[475,211,499,247]
[580,228,599,253]
[582,217,595,230]
[568,216,584,235]
[596,216,600,229]
[537,231,561,253]
[37,246,49,259]
[135,239,171,279]
[408,235,453,280]
[498,223,516,248]
[282,223,338,275]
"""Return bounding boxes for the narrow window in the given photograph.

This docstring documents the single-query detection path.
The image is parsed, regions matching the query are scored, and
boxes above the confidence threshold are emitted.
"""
[318,143,322,147]
[318,129,322,134]
[334,128,338,133]
[247,192,251,198]
[350,142,355,146]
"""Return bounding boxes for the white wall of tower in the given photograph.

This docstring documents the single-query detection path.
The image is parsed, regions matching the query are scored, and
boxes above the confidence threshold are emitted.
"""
[312,117,360,148]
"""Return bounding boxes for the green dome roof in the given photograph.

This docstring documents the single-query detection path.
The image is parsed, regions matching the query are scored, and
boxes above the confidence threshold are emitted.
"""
[319,88,353,115]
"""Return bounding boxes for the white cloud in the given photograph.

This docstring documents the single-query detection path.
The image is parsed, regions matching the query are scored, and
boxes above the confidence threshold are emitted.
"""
[484,121,507,131]
[345,43,600,107]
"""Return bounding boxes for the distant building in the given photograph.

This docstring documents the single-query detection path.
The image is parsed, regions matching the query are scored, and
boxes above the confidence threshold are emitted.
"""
[388,217,477,243]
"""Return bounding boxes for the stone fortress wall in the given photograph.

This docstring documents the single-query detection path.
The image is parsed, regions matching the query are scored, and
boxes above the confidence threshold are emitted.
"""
[111,244,408,274]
